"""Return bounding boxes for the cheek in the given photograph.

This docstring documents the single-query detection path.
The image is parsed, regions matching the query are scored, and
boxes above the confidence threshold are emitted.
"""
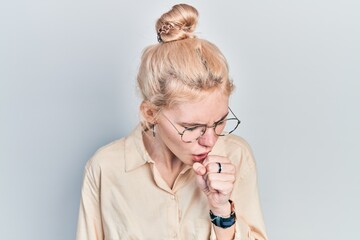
[158,124,177,141]
[157,125,195,152]
[157,124,183,148]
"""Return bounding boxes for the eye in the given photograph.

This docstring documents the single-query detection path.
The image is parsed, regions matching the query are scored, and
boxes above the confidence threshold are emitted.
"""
[184,125,202,132]
[216,120,226,126]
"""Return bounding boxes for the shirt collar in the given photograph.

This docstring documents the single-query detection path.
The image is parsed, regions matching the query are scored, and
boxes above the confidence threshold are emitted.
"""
[124,124,154,172]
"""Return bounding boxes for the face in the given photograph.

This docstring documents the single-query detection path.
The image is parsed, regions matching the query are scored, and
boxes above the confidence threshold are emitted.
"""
[154,90,229,165]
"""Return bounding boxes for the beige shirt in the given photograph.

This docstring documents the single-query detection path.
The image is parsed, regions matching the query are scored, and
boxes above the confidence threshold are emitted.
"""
[76,125,268,240]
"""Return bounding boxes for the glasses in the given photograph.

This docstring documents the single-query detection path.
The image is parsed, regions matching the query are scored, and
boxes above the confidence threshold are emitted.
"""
[162,107,241,143]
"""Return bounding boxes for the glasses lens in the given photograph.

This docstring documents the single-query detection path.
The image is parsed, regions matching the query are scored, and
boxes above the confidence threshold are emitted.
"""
[215,119,240,136]
[182,126,206,142]
[181,118,240,142]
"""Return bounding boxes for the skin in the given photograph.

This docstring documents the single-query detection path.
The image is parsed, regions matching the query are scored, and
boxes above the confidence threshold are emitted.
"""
[141,89,236,239]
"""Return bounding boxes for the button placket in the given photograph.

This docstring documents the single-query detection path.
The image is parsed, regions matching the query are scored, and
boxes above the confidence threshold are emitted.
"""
[168,193,180,239]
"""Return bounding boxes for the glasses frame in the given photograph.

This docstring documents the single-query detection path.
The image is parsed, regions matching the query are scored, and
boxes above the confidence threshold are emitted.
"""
[162,107,241,143]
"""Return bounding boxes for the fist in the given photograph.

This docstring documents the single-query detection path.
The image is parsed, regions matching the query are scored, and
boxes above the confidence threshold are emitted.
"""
[193,155,236,212]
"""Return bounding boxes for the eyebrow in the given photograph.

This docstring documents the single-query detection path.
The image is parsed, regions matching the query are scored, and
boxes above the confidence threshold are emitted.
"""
[179,111,229,126]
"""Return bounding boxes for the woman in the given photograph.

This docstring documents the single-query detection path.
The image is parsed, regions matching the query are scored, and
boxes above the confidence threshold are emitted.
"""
[77,4,267,240]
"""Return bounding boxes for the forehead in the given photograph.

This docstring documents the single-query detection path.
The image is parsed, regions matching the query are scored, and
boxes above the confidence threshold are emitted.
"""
[165,90,229,123]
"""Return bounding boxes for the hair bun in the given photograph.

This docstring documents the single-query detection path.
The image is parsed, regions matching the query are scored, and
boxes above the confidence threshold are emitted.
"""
[156,4,198,43]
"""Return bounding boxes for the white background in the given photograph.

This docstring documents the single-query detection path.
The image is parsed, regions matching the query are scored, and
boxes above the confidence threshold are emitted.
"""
[1,1,359,239]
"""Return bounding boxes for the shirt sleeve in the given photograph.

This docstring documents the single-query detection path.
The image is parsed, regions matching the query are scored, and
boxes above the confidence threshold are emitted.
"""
[209,215,267,240]
[233,143,268,240]
[76,162,104,240]
[210,139,268,240]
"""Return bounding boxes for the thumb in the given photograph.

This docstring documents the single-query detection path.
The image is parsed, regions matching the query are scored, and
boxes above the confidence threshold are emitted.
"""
[193,162,208,192]
[193,162,206,176]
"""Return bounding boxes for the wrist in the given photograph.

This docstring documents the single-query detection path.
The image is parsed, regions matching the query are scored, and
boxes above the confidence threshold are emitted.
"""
[209,200,236,229]
[209,201,231,217]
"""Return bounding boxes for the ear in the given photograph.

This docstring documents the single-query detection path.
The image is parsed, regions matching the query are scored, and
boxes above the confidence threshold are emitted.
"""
[140,101,159,124]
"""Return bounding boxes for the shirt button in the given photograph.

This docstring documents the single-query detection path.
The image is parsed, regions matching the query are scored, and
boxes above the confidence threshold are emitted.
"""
[170,195,175,200]
[172,232,177,238]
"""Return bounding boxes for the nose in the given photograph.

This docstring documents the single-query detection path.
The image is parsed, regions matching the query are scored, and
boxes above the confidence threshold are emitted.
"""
[197,127,218,147]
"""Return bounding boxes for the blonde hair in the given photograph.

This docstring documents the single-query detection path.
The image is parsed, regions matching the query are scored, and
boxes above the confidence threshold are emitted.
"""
[137,4,234,112]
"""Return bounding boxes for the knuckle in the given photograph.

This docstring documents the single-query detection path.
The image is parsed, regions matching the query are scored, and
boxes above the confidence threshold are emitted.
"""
[206,163,218,173]
[225,184,234,193]
[207,173,216,182]
[229,164,236,174]
[209,181,218,190]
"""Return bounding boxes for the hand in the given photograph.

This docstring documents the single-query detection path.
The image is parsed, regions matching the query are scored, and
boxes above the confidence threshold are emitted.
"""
[193,155,236,216]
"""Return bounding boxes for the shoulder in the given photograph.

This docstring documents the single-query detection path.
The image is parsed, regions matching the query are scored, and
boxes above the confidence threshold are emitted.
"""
[84,137,126,175]
[83,125,145,176]
[214,134,257,179]
[218,134,252,151]
[214,134,254,160]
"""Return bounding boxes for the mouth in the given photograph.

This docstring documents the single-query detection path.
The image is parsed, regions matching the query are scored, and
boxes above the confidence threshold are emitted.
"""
[192,152,209,162]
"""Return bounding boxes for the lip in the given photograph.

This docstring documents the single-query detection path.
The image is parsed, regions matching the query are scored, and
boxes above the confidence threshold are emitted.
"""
[192,152,209,162]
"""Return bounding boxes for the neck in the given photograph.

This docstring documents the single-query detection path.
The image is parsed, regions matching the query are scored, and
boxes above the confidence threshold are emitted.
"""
[142,130,184,187]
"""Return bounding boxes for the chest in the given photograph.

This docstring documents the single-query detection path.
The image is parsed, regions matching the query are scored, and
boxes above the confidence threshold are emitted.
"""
[99,168,212,240]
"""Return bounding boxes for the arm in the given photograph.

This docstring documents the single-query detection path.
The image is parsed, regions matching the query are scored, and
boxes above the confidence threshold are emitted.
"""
[76,164,104,240]
[193,147,267,240]
[193,156,237,240]
[231,164,268,240]
[231,143,268,240]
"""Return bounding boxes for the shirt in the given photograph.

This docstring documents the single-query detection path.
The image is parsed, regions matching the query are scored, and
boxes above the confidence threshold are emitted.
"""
[76,125,268,240]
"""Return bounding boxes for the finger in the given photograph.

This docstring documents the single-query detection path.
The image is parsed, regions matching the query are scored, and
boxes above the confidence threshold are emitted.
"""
[206,172,236,195]
[206,174,235,193]
[203,155,231,170]
[193,162,206,176]
[204,155,230,165]
[193,163,210,193]
[206,162,236,174]
[207,180,234,195]
[195,174,209,193]
[207,172,236,183]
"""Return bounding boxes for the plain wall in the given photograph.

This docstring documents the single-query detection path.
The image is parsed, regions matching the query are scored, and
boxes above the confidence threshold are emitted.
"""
[1,1,359,239]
